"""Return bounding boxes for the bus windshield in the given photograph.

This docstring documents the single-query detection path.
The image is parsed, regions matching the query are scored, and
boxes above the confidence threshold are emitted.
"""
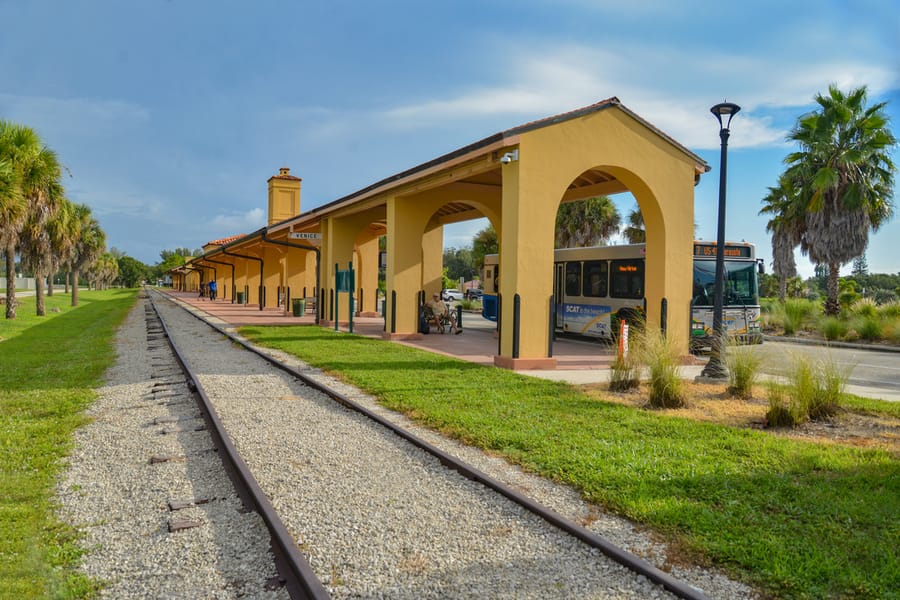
[692,260,759,306]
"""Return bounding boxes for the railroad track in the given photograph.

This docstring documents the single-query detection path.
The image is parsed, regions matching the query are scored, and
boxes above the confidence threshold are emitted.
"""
[140,289,721,599]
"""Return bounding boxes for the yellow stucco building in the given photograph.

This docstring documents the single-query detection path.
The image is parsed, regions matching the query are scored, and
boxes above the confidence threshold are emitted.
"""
[173,97,709,367]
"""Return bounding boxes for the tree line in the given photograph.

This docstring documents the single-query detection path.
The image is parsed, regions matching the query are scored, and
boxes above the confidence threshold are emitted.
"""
[1,121,108,319]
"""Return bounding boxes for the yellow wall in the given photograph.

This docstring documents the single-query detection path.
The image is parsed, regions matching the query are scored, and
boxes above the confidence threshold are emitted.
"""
[267,168,302,225]
[497,108,696,361]
[188,102,701,362]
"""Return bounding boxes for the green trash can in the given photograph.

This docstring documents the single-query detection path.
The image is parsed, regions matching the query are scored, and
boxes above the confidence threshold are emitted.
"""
[236,291,245,304]
[292,298,306,316]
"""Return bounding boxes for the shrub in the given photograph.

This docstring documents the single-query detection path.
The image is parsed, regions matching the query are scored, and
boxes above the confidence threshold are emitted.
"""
[635,327,684,408]
[849,298,878,318]
[765,382,800,427]
[872,289,898,305]
[725,342,763,399]
[883,319,900,343]
[759,298,785,332]
[457,298,480,310]
[808,357,848,420]
[789,355,818,418]
[783,298,816,335]
[766,354,846,428]
[877,301,900,319]
[839,289,861,308]
[821,316,846,341]
[609,352,640,392]
[856,316,883,341]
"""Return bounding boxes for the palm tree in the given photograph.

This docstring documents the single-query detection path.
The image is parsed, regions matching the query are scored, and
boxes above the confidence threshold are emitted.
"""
[0,157,23,304]
[471,225,498,273]
[782,85,896,314]
[555,196,621,248]
[0,121,46,319]
[19,161,65,316]
[69,204,106,306]
[45,198,78,298]
[88,253,118,290]
[760,180,801,302]
[622,205,646,244]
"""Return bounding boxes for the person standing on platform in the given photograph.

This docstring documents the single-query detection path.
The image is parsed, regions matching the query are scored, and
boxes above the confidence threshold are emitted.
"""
[209,279,217,301]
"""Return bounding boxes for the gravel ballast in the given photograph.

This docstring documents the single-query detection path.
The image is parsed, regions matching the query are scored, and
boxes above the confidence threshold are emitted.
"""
[59,292,757,598]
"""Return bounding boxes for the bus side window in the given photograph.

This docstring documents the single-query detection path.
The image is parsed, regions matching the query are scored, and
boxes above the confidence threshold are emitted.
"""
[565,262,581,297]
[582,260,607,297]
[610,260,643,299]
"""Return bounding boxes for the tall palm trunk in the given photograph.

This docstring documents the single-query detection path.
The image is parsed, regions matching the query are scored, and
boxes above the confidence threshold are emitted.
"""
[778,277,787,302]
[71,269,79,306]
[4,241,16,319]
[47,271,54,296]
[34,270,45,316]
[64,270,70,293]
[825,263,841,315]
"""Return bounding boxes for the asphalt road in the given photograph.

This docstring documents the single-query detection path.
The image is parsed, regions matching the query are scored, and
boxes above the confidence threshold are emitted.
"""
[750,339,900,401]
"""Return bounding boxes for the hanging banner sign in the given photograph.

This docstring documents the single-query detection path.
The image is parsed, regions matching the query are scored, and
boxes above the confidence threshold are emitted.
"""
[288,232,322,240]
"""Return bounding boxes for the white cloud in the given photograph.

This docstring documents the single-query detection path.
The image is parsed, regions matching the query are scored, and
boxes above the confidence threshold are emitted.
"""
[211,207,265,231]
[375,41,897,151]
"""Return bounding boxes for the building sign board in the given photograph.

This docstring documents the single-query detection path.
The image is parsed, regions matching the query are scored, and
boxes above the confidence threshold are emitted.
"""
[288,232,322,240]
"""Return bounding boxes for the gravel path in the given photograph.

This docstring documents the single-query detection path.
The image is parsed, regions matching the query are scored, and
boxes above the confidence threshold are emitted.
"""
[58,292,757,598]
[56,297,288,599]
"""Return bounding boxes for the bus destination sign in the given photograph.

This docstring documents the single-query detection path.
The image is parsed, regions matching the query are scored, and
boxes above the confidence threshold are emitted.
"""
[693,243,751,258]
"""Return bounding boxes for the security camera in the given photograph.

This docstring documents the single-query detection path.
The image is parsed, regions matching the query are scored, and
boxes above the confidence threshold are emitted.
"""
[500,149,519,164]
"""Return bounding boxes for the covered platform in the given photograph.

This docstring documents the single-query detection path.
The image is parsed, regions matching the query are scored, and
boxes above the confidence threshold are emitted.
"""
[161,289,677,384]
[171,97,711,371]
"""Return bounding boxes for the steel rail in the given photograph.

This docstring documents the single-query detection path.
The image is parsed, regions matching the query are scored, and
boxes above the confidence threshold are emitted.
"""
[156,289,710,600]
[147,292,330,600]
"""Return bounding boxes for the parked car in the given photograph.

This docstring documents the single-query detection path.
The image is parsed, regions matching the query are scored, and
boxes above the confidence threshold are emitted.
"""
[466,289,483,300]
[441,289,465,302]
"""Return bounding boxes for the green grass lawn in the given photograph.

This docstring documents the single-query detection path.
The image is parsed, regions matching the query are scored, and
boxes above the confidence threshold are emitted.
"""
[0,289,137,599]
[241,325,900,600]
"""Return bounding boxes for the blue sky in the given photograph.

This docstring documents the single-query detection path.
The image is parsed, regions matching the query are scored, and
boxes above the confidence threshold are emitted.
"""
[2,0,898,278]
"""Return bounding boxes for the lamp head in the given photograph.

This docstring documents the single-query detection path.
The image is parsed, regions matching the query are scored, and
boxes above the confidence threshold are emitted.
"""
[710,102,741,130]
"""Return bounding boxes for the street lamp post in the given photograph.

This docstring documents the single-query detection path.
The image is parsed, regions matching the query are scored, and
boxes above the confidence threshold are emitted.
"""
[700,101,740,380]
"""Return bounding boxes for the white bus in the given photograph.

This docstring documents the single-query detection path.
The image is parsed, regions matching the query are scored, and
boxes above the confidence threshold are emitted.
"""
[481,241,762,349]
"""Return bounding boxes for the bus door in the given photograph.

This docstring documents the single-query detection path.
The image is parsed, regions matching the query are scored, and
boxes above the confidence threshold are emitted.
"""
[554,262,564,330]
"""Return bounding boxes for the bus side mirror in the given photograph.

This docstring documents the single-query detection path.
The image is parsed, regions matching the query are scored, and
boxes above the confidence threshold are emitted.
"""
[757,259,765,275]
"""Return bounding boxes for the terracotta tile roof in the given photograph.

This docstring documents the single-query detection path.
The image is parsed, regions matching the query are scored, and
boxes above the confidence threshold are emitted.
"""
[206,234,246,246]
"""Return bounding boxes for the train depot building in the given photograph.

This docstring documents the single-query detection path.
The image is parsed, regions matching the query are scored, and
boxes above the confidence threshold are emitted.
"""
[170,97,709,368]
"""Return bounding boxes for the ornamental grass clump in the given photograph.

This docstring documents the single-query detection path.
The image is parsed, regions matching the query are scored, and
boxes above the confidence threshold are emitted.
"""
[764,354,847,427]
[764,382,800,427]
[849,297,878,318]
[806,356,848,420]
[877,301,900,319]
[725,341,763,399]
[634,327,684,408]
[854,315,883,341]
[608,350,640,392]
[783,298,817,335]
[820,316,846,341]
